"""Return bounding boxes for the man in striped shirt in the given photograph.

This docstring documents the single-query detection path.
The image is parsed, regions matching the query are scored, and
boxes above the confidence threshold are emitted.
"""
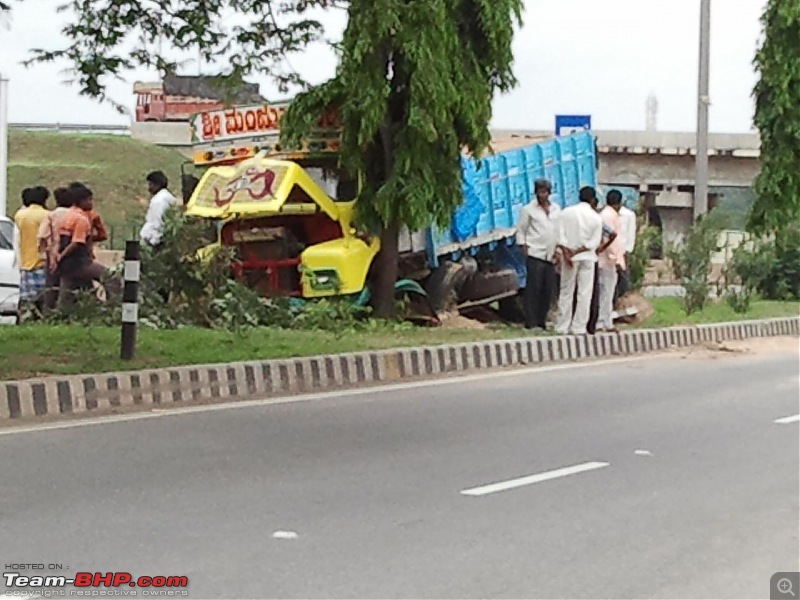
[597,191,626,332]
[38,187,74,311]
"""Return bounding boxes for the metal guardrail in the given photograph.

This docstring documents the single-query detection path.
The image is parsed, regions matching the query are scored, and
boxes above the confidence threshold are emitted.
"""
[9,122,131,135]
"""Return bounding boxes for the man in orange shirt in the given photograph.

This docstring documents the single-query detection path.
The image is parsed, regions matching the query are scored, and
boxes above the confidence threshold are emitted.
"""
[55,186,107,311]
[68,182,108,258]
[14,186,50,314]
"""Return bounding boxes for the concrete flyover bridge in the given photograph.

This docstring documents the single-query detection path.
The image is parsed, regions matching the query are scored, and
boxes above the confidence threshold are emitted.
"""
[592,129,760,191]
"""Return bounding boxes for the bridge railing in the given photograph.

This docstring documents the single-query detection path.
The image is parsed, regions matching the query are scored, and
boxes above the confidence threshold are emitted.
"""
[9,122,131,135]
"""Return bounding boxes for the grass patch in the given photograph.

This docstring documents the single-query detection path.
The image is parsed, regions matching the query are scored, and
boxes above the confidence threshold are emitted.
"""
[642,297,799,328]
[0,299,796,381]
[6,131,188,246]
[0,323,523,380]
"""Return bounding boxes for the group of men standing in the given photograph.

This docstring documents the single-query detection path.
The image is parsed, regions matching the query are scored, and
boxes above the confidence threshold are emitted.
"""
[12,171,178,316]
[14,183,110,314]
[516,180,636,336]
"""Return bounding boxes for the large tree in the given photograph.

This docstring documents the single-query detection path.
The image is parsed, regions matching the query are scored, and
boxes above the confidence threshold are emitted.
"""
[281,0,522,317]
[751,0,800,233]
[8,0,521,318]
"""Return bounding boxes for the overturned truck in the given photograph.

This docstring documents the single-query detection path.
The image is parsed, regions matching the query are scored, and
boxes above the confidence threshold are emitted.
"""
[184,101,600,311]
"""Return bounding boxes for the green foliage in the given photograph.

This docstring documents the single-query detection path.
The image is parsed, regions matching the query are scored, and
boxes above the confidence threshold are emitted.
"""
[628,223,661,291]
[770,226,800,300]
[667,214,723,314]
[751,0,800,232]
[726,224,800,304]
[724,287,752,314]
[281,0,523,233]
[723,241,759,313]
[48,212,379,332]
[712,187,756,231]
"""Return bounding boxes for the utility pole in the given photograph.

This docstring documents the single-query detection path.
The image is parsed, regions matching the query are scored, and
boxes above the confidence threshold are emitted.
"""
[694,0,711,220]
[0,71,8,217]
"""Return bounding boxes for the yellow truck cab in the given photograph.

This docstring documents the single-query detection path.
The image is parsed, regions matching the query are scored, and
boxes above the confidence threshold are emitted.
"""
[184,102,379,299]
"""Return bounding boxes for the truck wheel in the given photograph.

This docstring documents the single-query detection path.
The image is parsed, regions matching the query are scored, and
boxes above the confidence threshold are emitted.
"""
[424,261,469,312]
[459,268,519,303]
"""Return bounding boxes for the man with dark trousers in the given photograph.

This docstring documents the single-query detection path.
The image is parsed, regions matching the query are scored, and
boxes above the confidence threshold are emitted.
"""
[516,179,561,330]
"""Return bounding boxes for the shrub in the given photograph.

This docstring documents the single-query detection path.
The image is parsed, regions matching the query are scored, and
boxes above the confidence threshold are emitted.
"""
[628,223,661,291]
[722,237,761,313]
[49,212,379,332]
[725,288,752,314]
[667,214,723,314]
[726,223,800,304]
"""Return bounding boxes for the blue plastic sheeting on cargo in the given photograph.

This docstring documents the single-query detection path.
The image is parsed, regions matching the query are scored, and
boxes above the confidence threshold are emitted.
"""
[425,130,599,267]
[452,155,484,241]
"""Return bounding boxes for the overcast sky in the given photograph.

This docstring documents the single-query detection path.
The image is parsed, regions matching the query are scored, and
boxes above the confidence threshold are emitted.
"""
[0,0,765,133]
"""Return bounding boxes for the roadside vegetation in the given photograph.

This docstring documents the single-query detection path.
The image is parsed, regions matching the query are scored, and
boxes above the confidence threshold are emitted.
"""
[3,297,796,380]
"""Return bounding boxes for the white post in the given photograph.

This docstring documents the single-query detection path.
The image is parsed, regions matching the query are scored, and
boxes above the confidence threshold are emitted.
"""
[694,0,711,220]
[0,72,8,217]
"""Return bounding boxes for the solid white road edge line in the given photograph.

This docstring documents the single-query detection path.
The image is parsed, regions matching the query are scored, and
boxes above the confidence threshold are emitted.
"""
[774,414,800,424]
[0,354,660,437]
[461,461,611,497]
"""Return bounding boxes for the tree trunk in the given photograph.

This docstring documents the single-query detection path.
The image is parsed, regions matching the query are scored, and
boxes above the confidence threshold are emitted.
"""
[371,219,400,319]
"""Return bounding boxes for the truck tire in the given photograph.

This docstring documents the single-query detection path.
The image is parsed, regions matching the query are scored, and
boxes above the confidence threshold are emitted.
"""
[424,261,470,311]
[459,268,519,303]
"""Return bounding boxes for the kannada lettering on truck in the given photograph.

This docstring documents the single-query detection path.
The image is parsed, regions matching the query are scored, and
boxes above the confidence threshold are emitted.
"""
[190,102,342,166]
[193,103,284,143]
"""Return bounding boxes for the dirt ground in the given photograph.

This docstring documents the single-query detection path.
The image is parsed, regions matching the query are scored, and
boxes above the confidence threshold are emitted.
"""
[437,311,490,329]
[616,292,655,324]
[677,336,799,361]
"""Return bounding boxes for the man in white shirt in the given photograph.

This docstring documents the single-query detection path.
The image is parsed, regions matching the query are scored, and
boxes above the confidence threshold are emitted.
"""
[597,191,626,332]
[516,179,561,329]
[555,186,603,335]
[140,171,179,247]
[616,202,637,300]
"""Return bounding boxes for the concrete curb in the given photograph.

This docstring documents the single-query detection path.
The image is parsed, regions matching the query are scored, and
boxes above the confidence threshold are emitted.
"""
[1,317,798,422]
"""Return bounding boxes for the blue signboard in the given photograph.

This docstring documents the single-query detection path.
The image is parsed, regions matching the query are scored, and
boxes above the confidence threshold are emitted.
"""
[555,114,592,137]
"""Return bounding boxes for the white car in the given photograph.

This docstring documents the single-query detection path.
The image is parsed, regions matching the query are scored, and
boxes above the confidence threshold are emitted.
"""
[0,215,20,323]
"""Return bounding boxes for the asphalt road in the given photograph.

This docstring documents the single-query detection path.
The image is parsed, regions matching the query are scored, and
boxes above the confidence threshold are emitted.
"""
[1,345,798,599]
